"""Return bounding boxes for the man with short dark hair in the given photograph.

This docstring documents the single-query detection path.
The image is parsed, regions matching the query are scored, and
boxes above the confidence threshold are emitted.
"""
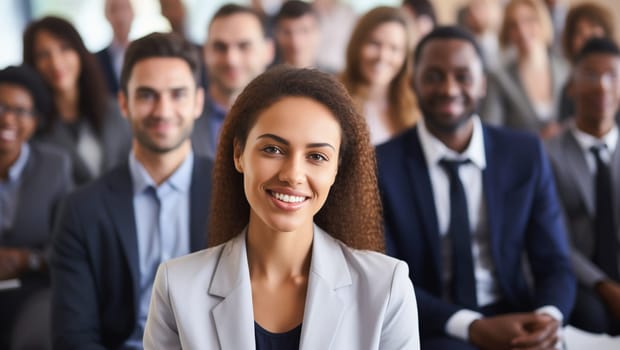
[377,26,575,349]
[547,37,620,335]
[191,4,274,160]
[51,32,212,349]
[273,0,322,70]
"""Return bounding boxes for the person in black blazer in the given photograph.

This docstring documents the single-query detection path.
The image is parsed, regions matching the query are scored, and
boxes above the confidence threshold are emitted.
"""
[377,27,575,350]
[0,65,73,349]
[51,33,211,349]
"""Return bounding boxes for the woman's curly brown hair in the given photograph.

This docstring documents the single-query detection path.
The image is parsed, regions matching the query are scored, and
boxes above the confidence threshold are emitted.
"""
[208,66,384,252]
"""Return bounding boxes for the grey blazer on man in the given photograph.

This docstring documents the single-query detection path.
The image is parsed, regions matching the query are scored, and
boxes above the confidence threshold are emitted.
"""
[481,54,569,133]
[1,142,72,254]
[144,225,420,350]
[546,129,620,287]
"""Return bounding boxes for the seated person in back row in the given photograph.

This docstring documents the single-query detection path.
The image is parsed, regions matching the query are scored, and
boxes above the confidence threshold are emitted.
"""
[0,65,72,348]
[377,26,576,350]
[546,37,620,335]
[51,32,212,349]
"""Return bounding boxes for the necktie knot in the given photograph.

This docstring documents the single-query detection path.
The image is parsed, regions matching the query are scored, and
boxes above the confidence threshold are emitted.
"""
[439,158,471,178]
[590,144,607,161]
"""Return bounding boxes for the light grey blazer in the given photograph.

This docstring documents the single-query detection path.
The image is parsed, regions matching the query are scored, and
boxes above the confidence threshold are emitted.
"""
[546,129,620,287]
[481,54,569,134]
[144,225,419,350]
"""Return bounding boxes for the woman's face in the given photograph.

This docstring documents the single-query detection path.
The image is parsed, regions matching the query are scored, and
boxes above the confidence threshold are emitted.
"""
[359,21,407,88]
[32,30,81,94]
[0,84,37,157]
[234,96,341,234]
[507,3,544,53]
[572,19,605,58]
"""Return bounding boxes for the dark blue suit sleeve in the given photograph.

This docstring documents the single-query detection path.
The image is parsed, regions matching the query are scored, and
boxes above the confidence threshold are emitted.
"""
[525,139,576,319]
[51,197,107,350]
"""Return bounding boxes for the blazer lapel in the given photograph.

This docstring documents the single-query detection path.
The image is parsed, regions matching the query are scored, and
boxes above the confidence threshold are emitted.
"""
[299,226,348,350]
[189,158,212,251]
[406,130,443,280]
[564,132,595,215]
[209,233,256,349]
[506,63,540,129]
[481,128,504,275]
[611,134,620,231]
[102,165,141,311]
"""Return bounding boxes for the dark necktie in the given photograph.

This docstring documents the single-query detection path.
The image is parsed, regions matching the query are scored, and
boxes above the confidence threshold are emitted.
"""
[439,158,478,309]
[591,145,620,282]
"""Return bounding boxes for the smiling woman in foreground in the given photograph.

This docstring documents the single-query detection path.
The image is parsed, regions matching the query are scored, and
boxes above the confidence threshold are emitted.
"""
[143,67,419,349]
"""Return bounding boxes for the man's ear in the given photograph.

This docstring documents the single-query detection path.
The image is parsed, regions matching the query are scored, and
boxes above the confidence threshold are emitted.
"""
[233,138,244,173]
[117,91,129,120]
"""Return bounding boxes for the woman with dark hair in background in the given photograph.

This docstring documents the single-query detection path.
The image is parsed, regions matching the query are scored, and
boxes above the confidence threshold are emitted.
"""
[341,6,419,146]
[23,16,131,186]
[144,67,419,349]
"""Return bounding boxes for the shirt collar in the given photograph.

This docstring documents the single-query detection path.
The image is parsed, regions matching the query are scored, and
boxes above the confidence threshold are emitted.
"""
[571,123,618,154]
[129,151,194,195]
[6,143,30,183]
[417,114,487,170]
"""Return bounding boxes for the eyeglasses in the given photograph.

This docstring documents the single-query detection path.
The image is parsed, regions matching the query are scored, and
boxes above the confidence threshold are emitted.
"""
[0,103,35,119]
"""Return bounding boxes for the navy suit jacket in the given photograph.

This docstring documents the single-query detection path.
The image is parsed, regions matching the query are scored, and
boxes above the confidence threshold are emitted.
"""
[376,124,576,337]
[50,156,212,350]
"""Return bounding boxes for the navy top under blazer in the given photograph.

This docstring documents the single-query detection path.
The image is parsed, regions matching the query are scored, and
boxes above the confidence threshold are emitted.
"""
[50,156,212,350]
[376,124,576,337]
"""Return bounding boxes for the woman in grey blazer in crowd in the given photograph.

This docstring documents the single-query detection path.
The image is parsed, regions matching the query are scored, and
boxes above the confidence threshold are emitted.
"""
[143,67,420,349]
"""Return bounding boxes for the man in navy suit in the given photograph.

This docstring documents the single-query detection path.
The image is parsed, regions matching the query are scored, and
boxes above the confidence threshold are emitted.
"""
[376,26,575,350]
[51,32,212,349]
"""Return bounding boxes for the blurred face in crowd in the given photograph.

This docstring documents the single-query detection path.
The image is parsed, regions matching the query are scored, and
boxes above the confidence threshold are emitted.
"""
[160,0,185,32]
[413,39,486,133]
[571,19,606,58]
[32,31,81,94]
[0,84,37,158]
[119,57,204,154]
[359,21,407,89]
[275,14,321,68]
[571,53,620,131]
[234,96,340,234]
[105,0,134,43]
[506,3,545,54]
[205,13,274,102]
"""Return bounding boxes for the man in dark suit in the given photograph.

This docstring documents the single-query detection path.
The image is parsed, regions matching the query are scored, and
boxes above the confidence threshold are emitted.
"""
[546,37,620,335]
[51,32,211,349]
[96,0,134,95]
[191,4,274,160]
[376,26,575,350]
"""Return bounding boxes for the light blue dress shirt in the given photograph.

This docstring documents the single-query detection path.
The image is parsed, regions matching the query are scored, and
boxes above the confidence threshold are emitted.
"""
[0,143,30,236]
[124,151,194,349]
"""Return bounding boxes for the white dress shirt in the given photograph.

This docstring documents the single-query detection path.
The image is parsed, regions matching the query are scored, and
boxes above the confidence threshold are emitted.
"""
[571,124,618,172]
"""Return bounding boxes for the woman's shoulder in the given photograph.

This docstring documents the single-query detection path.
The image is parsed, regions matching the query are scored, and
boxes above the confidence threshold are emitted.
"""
[159,240,233,284]
[317,229,408,284]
